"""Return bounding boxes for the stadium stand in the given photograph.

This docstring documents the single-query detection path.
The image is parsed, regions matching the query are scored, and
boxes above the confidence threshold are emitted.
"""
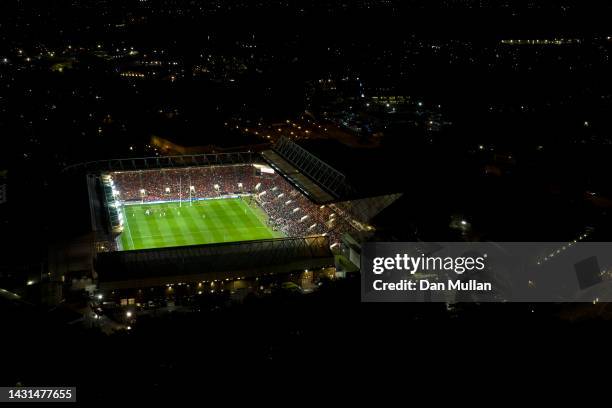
[263,136,355,202]
[95,236,333,290]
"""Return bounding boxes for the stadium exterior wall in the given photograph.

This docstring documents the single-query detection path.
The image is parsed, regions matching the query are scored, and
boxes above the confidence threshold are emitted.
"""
[98,258,332,290]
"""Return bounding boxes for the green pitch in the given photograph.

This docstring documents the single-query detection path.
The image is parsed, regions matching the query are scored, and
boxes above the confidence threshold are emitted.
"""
[119,197,281,251]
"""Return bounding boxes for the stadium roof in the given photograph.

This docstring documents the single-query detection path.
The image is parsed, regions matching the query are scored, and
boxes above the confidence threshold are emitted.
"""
[63,152,257,174]
[95,236,333,289]
[264,137,402,222]
[334,193,403,225]
[261,149,336,204]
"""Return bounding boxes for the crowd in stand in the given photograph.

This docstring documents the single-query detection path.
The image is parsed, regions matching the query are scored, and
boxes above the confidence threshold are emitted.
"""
[111,165,256,202]
[110,164,354,246]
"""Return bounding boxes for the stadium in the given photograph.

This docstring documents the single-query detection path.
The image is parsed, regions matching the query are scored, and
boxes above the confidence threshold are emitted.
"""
[71,137,400,303]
